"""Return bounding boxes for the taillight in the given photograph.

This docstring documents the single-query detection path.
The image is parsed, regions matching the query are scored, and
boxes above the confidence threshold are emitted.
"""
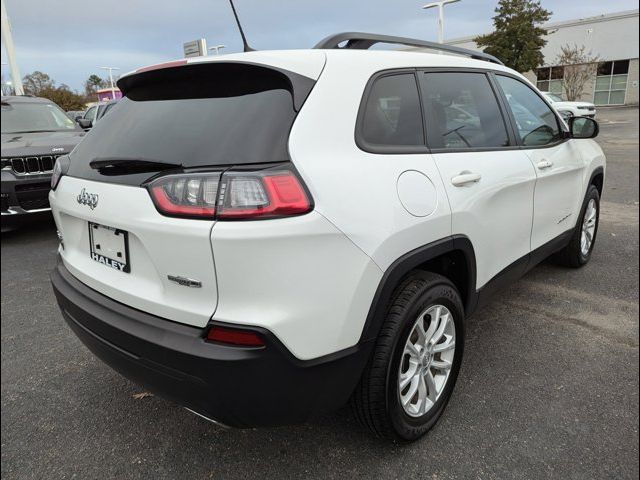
[148,172,221,218]
[146,164,312,220]
[206,326,265,347]
[217,169,311,219]
[51,155,70,190]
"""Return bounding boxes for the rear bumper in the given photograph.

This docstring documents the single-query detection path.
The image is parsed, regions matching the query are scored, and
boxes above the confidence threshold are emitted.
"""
[51,259,372,427]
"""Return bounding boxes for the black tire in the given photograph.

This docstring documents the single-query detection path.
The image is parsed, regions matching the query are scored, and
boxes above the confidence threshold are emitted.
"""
[553,185,600,268]
[351,271,465,441]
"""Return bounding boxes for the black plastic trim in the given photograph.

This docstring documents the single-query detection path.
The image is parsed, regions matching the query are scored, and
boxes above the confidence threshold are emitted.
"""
[362,227,578,342]
[588,166,605,196]
[475,256,529,310]
[359,235,477,343]
[476,228,574,309]
[527,228,574,272]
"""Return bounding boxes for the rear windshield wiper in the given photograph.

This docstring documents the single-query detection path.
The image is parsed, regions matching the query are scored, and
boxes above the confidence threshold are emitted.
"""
[89,158,182,176]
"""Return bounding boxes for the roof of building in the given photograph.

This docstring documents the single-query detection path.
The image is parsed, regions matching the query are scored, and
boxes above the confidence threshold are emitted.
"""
[446,9,639,46]
[445,9,639,65]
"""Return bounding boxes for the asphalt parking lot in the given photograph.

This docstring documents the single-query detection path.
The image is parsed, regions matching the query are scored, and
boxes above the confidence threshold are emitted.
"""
[1,107,638,480]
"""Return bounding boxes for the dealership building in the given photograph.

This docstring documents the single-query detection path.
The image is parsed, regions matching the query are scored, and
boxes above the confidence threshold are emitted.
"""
[445,9,639,106]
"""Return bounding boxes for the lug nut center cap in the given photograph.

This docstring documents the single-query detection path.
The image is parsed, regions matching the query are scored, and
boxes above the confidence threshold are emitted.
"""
[421,353,432,368]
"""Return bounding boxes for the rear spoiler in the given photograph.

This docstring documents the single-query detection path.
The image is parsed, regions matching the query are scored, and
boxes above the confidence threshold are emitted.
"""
[116,61,315,111]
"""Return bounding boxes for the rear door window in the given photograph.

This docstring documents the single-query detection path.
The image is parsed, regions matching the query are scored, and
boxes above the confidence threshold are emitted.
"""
[359,73,424,148]
[420,72,510,150]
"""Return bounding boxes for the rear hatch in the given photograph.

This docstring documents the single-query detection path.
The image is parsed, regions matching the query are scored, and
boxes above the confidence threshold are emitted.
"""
[51,56,321,327]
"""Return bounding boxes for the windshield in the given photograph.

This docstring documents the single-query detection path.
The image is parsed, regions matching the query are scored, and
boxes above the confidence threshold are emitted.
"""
[544,93,563,103]
[1,101,77,134]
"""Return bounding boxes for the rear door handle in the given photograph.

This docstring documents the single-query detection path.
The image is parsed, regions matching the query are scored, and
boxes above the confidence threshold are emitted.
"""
[451,171,482,187]
[537,159,554,170]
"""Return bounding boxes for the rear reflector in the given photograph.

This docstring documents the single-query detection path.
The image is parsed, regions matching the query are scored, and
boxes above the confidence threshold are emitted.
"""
[146,164,312,220]
[206,326,265,347]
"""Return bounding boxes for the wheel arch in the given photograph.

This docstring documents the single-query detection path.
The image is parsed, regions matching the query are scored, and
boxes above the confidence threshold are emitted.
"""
[589,166,605,198]
[359,235,477,343]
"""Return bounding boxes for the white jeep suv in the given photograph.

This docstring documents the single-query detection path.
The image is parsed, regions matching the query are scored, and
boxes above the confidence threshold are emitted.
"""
[542,92,597,119]
[49,33,605,441]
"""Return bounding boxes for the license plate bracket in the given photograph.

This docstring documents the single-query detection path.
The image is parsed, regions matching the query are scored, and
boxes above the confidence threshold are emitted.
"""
[88,222,130,273]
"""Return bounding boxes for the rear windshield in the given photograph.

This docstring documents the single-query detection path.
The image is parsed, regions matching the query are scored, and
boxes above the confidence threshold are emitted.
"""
[67,63,314,185]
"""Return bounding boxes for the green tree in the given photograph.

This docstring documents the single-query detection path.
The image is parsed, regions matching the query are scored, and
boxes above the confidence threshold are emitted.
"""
[22,71,55,96]
[475,0,552,73]
[39,85,87,111]
[84,74,107,99]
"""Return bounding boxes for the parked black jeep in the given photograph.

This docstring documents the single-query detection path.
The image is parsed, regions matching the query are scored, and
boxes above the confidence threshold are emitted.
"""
[1,96,85,232]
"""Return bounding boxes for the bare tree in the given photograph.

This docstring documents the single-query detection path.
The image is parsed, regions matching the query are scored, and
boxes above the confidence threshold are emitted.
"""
[22,71,55,96]
[555,44,599,101]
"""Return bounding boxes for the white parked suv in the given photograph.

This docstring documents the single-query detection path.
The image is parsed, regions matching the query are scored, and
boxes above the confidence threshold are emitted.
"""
[542,92,597,119]
[49,33,605,441]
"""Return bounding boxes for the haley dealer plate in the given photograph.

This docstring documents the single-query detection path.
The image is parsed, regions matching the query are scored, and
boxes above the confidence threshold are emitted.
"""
[88,222,130,273]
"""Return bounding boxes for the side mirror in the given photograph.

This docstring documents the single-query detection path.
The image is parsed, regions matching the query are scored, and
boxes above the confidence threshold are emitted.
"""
[77,118,93,129]
[569,116,598,139]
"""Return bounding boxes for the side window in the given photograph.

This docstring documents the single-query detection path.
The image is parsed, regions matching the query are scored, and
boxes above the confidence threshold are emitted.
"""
[360,73,424,147]
[84,106,97,121]
[496,75,562,147]
[420,72,509,150]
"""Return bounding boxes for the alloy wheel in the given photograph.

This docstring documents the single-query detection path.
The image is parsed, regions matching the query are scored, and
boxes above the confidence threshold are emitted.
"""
[581,199,597,257]
[398,305,456,417]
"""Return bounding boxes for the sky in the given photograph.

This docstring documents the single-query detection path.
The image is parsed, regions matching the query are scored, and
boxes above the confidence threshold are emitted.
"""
[1,0,638,91]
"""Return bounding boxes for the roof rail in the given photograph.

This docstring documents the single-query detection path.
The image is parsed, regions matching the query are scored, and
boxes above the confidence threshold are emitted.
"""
[313,32,504,66]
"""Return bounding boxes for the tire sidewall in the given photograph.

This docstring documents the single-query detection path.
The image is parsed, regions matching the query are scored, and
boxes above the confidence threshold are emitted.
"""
[386,280,465,440]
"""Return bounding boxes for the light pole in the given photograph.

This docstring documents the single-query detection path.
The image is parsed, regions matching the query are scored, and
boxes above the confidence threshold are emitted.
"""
[208,45,226,55]
[99,66,120,100]
[422,0,460,44]
[1,0,24,95]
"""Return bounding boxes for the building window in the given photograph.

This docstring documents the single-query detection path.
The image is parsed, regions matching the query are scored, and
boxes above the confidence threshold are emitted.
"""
[536,66,564,95]
[594,60,629,105]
